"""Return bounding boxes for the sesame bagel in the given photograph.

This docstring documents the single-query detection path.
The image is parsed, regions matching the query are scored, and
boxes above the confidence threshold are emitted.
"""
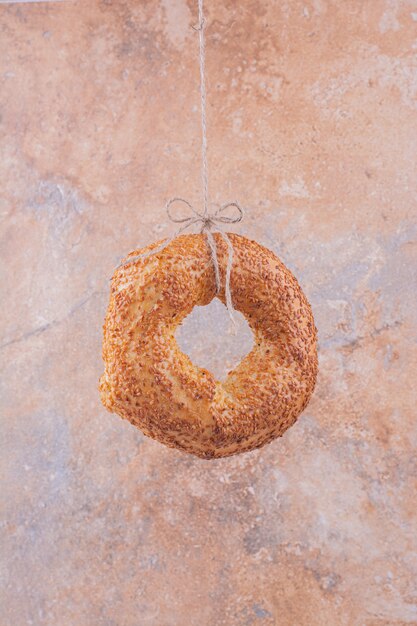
[99,233,318,459]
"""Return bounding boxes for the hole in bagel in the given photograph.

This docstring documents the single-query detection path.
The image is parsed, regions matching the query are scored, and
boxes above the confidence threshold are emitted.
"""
[176,298,254,381]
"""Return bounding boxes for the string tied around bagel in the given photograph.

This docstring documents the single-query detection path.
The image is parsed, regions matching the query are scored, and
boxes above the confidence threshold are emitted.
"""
[117,197,244,328]
[116,1,244,329]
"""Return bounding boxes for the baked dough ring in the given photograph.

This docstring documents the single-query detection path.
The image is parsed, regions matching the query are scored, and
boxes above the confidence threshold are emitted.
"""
[99,233,318,459]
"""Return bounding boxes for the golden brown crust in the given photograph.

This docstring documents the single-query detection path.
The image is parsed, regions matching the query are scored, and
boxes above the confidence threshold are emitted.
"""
[99,233,318,459]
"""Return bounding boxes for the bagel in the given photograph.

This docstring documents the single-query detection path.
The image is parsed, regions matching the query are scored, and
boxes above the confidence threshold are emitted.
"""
[99,233,318,459]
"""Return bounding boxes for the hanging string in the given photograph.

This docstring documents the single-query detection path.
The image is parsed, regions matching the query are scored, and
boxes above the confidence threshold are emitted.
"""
[194,0,209,216]
[118,0,244,327]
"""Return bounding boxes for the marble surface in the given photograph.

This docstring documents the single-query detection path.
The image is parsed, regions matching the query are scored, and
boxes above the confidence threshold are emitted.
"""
[1,1,417,624]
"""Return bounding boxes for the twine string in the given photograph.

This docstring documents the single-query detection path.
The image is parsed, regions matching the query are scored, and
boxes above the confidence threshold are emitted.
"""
[194,0,209,216]
[118,0,244,326]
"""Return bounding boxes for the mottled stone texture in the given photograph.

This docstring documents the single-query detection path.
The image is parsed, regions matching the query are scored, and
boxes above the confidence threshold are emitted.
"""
[1,0,416,624]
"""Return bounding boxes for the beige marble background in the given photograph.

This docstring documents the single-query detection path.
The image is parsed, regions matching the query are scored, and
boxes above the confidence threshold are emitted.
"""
[1,1,417,625]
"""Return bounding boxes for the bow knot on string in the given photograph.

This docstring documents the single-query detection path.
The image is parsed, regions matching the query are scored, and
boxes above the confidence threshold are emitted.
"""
[118,198,244,326]
[166,197,243,229]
